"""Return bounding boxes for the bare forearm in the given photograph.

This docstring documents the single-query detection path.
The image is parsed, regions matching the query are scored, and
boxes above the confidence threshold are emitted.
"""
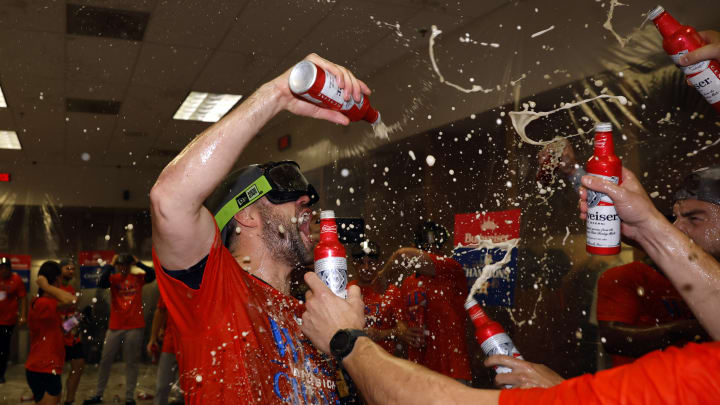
[636,216,720,339]
[20,296,28,319]
[150,308,166,342]
[151,83,282,213]
[343,338,499,405]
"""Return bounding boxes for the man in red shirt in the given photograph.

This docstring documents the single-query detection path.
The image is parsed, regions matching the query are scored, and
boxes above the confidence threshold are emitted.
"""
[84,254,155,405]
[57,259,85,405]
[0,256,28,384]
[298,166,720,405]
[149,54,369,403]
[147,295,179,405]
[26,261,76,404]
[347,241,420,355]
[386,222,471,383]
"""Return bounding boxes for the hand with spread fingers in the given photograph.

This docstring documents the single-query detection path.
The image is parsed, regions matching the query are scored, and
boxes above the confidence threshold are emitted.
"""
[680,30,720,65]
[301,272,365,355]
[484,355,565,389]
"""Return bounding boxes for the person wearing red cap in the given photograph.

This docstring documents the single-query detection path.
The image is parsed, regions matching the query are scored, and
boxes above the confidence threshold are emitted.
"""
[0,256,27,384]
[299,166,720,405]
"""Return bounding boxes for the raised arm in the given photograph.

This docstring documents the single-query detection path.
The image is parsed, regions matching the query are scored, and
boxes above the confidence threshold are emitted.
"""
[37,275,76,307]
[581,168,720,339]
[378,247,435,286]
[150,54,370,270]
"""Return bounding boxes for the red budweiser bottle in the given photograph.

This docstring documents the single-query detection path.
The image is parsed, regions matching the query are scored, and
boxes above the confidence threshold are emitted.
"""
[586,123,622,255]
[649,6,720,113]
[288,60,381,124]
[314,210,348,298]
[465,298,523,387]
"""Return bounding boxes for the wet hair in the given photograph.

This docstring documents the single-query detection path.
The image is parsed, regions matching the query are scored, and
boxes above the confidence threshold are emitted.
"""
[38,261,61,296]
[675,166,720,207]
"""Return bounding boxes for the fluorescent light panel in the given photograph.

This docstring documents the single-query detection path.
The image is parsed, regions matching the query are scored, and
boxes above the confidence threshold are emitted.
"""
[0,130,21,150]
[173,92,242,123]
[0,84,6,108]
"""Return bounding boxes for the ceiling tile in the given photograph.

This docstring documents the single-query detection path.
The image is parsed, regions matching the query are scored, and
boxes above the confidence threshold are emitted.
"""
[14,108,66,163]
[0,1,65,32]
[65,36,141,84]
[65,114,117,163]
[72,0,159,13]
[144,0,250,49]
[192,51,281,94]
[65,80,126,101]
[0,29,64,80]
[219,0,335,57]
[132,43,211,89]
[117,85,184,134]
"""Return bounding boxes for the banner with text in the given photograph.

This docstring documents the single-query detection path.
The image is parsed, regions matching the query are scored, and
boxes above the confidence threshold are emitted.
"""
[1,254,31,290]
[453,209,521,307]
[79,250,115,288]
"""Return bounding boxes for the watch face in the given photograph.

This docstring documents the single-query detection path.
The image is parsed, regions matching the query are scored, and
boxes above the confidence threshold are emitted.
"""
[331,330,350,357]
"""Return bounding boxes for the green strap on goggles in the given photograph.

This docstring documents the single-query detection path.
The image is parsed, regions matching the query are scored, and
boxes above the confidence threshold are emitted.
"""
[214,175,273,231]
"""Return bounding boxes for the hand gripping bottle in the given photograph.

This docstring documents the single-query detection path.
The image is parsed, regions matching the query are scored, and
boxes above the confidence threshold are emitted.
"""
[314,210,348,298]
[289,60,381,124]
[586,122,622,255]
[649,6,720,113]
[465,298,523,387]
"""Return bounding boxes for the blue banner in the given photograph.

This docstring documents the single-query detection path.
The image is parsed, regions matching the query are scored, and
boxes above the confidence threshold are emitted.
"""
[80,266,103,288]
[453,246,518,307]
[12,269,30,291]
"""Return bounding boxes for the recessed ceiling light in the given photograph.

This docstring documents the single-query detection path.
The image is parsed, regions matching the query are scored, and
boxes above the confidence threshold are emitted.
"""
[0,84,7,108]
[0,130,21,150]
[173,92,242,123]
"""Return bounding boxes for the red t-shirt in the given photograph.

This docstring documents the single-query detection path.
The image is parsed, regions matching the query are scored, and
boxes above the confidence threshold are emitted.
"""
[109,272,146,330]
[400,271,472,380]
[0,273,27,326]
[152,227,343,404]
[431,254,468,309]
[59,283,81,346]
[25,297,65,374]
[157,295,177,354]
[349,281,402,353]
[597,261,695,366]
[500,342,720,405]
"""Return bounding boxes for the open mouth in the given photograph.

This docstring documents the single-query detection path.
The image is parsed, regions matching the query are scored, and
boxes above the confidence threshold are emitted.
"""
[297,210,312,246]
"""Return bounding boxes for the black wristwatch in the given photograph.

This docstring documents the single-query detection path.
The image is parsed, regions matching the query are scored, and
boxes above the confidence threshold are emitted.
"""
[330,329,367,360]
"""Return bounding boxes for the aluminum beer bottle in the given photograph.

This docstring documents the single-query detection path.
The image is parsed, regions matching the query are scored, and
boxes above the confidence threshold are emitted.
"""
[314,210,348,298]
[288,60,381,124]
[465,298,523,386]
[586,122,622,255]
[649,6,720,113]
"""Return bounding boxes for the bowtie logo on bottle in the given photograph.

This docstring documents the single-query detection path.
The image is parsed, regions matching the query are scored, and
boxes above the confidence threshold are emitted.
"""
[314,210,348,299]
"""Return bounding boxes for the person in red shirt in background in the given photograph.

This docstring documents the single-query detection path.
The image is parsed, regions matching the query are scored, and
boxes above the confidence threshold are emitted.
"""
[57,259,85,405]
[299,165,720,405]
[149,54,368,404]
[26,261,76,404]
[84,254,155,405]
[378,221,472,383]
[347,240,422,355]
[0,256,27,384]
[596,248,706,367]
[146,295,179,405]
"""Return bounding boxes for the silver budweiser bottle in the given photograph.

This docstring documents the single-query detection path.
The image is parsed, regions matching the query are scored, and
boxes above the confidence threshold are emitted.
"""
[314,210,348,298]
[289,60,381,124]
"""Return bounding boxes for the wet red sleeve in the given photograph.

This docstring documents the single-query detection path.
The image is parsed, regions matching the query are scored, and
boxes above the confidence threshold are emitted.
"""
[500,342,720,405]
[596,266,639,324]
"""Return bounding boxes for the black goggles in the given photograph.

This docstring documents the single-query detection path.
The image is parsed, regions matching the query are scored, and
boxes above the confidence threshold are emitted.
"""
[214,161,319,232]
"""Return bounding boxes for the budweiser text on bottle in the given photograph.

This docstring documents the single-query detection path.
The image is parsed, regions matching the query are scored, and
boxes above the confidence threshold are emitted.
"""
[314,210,348,298]
[649,5,720,113]
[288,60,381,124]
[465,298,523,387]
[586,122,622,255]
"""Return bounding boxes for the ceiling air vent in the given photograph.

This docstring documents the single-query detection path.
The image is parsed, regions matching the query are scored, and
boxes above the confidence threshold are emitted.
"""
[66,98,121,115]
[66,4,150,41]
